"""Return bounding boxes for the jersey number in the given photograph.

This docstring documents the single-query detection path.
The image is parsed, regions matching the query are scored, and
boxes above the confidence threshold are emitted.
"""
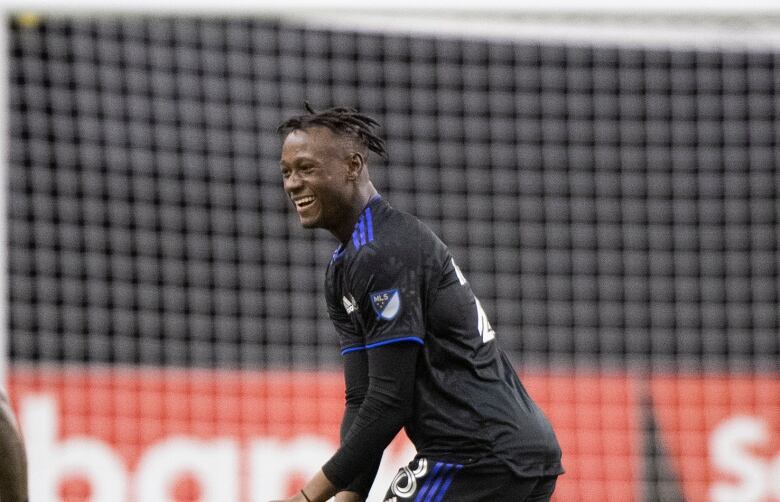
[452,259,496,343]
[475,297,496,343]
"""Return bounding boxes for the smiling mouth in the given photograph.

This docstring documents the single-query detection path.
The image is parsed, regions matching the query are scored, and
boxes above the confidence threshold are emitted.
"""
[293,196,316,211]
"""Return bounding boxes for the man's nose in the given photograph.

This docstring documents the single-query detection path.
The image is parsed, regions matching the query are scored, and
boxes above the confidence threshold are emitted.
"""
[284,171,302,191]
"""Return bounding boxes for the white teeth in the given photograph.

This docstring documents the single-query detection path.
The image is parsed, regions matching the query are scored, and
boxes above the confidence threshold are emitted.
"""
[295,196,315,207]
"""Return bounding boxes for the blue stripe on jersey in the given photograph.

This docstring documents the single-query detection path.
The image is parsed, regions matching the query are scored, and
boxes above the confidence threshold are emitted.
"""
[350,201,377,252]
[358,215,367,245]
[332,195,380,261]
[423,463,454,502]
[340,336,424,355]
[340,343,363,354]
[366,206,374,242]
[414,462,443,502]
[331,244,347,262]
[352,228,360,249]
[431,464,462,502]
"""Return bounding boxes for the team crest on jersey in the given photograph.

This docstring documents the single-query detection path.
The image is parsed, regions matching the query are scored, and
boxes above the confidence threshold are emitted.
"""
[370,288,401,320]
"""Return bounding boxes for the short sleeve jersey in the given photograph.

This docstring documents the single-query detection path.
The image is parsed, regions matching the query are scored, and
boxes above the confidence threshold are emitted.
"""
[325,195,563,477]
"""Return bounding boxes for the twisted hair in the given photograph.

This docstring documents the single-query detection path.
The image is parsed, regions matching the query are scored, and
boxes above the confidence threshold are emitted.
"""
[277,103,387,160]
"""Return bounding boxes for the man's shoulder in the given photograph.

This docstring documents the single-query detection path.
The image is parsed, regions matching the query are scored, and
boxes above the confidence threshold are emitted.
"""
[359,220,445,272]
[374,209,423,243]
[336,198,445,269]
[343,201,417,253]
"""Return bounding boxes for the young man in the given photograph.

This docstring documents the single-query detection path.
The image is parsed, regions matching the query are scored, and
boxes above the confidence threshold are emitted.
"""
[0,387,28,502]
[272,105,563,502]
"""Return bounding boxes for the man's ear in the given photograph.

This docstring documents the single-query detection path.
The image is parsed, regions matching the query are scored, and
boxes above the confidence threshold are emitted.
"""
[347,152,365,181]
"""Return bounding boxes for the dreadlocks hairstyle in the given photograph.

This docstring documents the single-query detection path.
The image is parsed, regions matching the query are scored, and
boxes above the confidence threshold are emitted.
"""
[277,103,387,160]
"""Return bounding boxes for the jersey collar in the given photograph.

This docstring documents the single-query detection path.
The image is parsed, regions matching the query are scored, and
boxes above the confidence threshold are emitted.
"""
[331,193,383,262]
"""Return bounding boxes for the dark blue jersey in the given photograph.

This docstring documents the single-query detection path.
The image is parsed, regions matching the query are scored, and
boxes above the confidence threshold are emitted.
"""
[325,195,563,478]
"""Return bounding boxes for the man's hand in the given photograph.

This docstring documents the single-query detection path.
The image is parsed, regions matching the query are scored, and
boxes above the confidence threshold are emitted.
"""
[267,493,307,502]
[335,491,364,502]
[269,490,363,502]
[267,469,338,502]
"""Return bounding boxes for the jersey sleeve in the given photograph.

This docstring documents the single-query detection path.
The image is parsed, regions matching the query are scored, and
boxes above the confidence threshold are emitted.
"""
[343,241,426,354]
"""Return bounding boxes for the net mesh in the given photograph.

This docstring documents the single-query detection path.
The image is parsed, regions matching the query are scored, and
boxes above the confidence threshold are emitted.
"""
[6,15,779,502]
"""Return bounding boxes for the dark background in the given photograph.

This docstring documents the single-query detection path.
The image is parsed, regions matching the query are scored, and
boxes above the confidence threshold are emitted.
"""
[8,17,779,372]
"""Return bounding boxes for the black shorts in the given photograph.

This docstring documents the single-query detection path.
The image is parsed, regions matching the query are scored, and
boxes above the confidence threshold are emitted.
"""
[382,457,558,502]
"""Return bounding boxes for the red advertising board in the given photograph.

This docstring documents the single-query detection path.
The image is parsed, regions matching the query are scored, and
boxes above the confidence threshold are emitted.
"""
[8,367,640,501]
[651,376,780,502]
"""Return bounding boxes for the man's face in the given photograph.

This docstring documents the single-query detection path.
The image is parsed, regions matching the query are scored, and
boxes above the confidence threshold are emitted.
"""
[279,127,354,232]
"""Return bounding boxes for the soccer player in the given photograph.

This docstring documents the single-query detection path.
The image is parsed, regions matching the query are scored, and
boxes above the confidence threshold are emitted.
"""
[271,105,563,502]
[0,387,28,502]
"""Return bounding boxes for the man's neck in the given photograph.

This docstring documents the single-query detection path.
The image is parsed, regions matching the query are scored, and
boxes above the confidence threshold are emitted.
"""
[332,183,378,244]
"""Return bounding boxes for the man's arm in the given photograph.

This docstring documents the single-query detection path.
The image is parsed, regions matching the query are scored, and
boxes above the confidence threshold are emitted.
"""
[336,351,382,501]
[334,492,363,502]
[0,388,28,502]
[320,342,418,493]
[269,342,419,502]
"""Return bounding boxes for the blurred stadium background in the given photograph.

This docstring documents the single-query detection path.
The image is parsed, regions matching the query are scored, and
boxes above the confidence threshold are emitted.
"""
[1,2,779,501]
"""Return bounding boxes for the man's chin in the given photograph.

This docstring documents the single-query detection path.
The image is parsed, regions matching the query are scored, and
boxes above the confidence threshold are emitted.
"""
[299,216,320,229]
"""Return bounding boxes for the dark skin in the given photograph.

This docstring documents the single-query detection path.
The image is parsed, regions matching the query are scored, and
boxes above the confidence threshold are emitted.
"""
[273,126,378,502]
[0,388,27,502]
